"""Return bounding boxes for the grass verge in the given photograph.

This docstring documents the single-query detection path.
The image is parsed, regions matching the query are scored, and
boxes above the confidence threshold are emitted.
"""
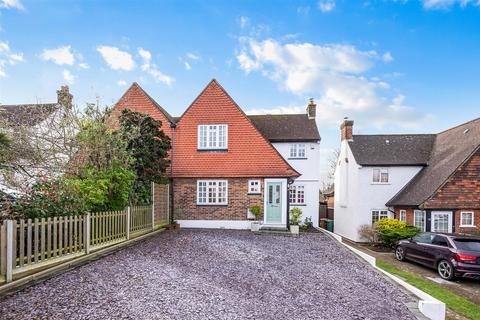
[376,258,480,320]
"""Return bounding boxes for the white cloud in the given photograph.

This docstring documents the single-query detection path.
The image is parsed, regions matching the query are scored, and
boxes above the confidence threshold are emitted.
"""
[186,52,200,60]
[0,41,24,77]
[97,45,135,71]
[62,69,75,84]
[0,0,23,10]
[137,47,174,85]
[78,62,89,69]
[382,51,394,62]
[239,16,250,29]
[184,61,191,70]
[318,0,336,12]
[422,0,480,9]
[117,80,127,86]
[237,37,432,130]
[40,46,75,66]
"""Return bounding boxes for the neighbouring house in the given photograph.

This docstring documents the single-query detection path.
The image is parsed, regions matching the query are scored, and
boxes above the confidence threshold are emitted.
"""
[334,118,480,241]
[112,79,321,229]
[0,86,75,188]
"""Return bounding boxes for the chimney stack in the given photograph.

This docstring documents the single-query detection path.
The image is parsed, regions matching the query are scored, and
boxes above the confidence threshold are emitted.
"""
[340,119,354,141]
[306,98,316,119]
[57,85,73,109]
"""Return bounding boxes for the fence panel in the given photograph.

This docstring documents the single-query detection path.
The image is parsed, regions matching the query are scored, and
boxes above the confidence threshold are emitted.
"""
[90,210,127,248]
[130,206,152,235]
[153,183,170,226]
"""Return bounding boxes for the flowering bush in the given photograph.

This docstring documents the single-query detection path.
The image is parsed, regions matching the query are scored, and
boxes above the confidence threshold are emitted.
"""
[290,207,302,225]
[375,218,418,248]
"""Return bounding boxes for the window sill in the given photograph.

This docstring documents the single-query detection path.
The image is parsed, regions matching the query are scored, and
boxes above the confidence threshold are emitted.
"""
[197,148,228,152]
[371,183,390,185]
[247,192,261,195]
[196,204,228,207]
[459,225,476,228]
[288,157,308,160]
[290,203,306,206]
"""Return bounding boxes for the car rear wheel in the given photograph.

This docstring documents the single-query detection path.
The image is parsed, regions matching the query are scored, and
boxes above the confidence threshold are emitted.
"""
[395,246,405,261]
[437,260,455,281]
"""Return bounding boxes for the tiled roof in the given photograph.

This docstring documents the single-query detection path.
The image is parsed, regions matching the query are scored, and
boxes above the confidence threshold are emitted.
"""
[0,103,60,126]
[248,114,320,142]
[348,134,436,166]
[387,117,480,206]
[172,79,300,178]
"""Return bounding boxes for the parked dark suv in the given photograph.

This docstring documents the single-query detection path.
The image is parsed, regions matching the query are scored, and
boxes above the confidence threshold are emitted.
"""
[395,233,480,280]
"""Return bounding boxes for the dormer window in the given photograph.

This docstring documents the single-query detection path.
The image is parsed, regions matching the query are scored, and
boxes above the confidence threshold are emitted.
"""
[372,168,389,184]
[198,124,228,150]
[289,143,306,159]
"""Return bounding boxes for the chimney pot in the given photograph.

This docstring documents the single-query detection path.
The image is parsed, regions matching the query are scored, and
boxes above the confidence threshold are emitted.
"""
[340,119,354,141]
[307,98,316,119]
[57,85,73,109]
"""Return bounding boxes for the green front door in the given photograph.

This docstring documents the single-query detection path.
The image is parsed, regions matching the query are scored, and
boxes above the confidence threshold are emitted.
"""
[266,182,282,224]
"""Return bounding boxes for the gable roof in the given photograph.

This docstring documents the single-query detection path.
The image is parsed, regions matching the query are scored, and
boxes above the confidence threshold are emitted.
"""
[386,117,480,206]
[0,103,60,127]
[348,134,436,166]
[248,114,320,142]
[172,79,299,178]
[110,82,174,135]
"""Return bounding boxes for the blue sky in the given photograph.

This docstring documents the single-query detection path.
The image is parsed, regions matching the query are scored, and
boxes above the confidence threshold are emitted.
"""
[1,0,479,181]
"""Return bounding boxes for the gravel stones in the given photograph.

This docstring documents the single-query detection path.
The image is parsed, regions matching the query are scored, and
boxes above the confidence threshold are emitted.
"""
[0,229,416,320]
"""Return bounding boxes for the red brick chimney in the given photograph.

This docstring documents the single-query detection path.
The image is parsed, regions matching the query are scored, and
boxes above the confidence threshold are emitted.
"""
[340,119,354,141]
[57,85,73,109]
[306,98,316,119]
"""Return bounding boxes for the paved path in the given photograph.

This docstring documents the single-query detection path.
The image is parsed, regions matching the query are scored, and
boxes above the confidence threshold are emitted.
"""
[0,229,417,320]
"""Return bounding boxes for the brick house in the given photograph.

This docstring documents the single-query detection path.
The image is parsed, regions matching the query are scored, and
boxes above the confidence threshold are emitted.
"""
[334,118,480,241]
[112,79,321,229]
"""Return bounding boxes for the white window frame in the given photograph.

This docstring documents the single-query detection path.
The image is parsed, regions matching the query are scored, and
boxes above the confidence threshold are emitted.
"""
[399,210,407,222]
[197,180,228,205]
[197,124,228,150]
[289,185,306,205]
[414,210,426,232]
[460,211,475,227]
[248,180,261,194]
[289,143,306,159]
[372,168,389,184]
[371,209,390,224]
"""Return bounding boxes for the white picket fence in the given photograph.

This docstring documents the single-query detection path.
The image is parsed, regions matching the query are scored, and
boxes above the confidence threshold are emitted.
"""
[0,205,168,284]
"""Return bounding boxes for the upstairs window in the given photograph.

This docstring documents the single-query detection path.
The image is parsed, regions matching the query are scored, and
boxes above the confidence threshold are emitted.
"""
[372,168,389,184]
[289,185,305,204]
[198,124,228,150]
[197,180,228,205]
[290,143,306,158]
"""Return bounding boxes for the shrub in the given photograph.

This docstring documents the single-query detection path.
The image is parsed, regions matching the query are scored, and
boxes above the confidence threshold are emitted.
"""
[300,217,313,231]
[358,224,378,244]
[249,205,262,220]
[290,207,302,225]
[375,218,419,248]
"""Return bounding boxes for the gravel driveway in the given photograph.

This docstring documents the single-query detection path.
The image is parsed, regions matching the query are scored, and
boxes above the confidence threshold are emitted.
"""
[0,229,417,320]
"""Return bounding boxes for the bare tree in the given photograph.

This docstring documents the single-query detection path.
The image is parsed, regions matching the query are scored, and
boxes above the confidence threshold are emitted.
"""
[321,148,340,192]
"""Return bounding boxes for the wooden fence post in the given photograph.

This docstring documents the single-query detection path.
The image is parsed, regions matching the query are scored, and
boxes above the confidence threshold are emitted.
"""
[85,213,91,255]
[126,207,131,240]
[0,222,6,278]
[151,182,155,231]
[5,220,13,283]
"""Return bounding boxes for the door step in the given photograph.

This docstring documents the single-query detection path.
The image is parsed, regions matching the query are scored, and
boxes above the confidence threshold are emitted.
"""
[254,226,293,236]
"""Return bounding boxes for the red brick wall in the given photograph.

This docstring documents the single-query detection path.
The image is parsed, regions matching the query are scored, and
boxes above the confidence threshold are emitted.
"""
[173,178,264,220]
[424,148,480,209]
[393,207,415,225]
[455,209,480,234]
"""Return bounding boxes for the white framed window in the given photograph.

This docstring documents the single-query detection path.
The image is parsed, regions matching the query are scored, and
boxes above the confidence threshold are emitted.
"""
[414,210,426,231]
[197,180,228,205]
[460,211,475,227]
[197,124,228,150]
[289,185,305,204]
[248,180,261,194]
[372,210,389,224]
[372,168,389,184]
[399,210,407,222]
[289,143,306,159]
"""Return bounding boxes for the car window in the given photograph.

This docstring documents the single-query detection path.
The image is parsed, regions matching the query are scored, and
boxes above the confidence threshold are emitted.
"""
[453,239,480,251]
[412,233,434,244]
[432,235,449,247]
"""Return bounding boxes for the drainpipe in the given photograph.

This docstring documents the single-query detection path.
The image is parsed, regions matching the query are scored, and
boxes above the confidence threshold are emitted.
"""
[169,122,176,225]
[287,178,294,230]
